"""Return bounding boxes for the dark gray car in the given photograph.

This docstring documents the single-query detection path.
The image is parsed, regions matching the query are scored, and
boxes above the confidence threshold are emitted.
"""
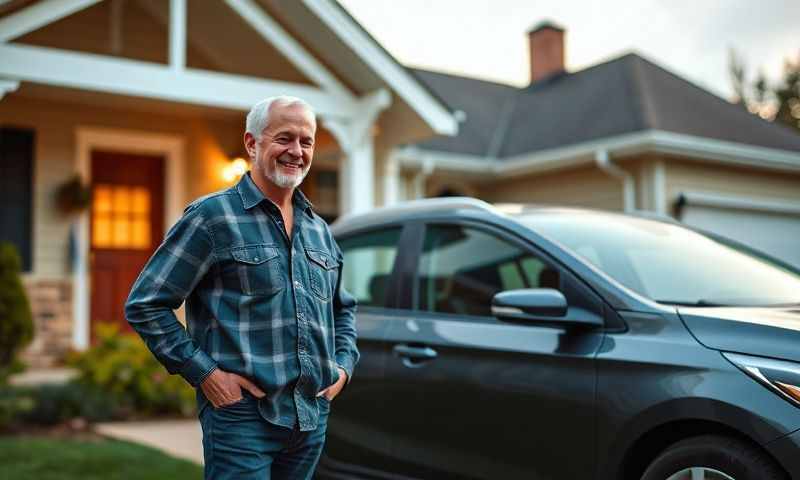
[316,198,800,480]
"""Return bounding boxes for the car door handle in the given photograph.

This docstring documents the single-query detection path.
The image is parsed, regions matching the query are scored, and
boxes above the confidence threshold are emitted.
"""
[393,344,438,368]
[393,344,438,359]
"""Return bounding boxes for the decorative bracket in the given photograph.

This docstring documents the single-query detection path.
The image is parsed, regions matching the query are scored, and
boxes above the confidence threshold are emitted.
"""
[0,79,20,100]
[323,89,391,153]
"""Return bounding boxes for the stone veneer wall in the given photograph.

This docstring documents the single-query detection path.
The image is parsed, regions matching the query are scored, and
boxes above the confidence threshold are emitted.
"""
[20,278,73,368]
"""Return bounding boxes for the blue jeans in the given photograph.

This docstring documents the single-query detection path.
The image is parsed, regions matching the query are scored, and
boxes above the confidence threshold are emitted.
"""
[199,390,330,480]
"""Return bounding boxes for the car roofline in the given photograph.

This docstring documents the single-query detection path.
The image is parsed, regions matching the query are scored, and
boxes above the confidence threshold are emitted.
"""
[331,197,684,231]
[330,197,499,231]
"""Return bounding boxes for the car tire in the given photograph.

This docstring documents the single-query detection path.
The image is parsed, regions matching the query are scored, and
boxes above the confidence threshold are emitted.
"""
[640,434,786,480]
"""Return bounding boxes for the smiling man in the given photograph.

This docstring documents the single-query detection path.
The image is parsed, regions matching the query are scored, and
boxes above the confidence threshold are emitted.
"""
[125,96,359,480]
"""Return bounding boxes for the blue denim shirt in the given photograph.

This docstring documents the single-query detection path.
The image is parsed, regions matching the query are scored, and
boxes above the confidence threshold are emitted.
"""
[125,171,358,431]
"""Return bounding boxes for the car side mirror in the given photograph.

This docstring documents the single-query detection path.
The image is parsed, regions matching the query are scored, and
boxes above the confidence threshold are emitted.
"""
[491,289,602,328]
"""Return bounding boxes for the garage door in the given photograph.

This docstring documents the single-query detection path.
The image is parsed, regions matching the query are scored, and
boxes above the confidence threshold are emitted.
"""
[678,192,800,270]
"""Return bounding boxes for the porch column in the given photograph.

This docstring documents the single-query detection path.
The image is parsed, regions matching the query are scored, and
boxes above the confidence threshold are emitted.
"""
[382,151,400,206]
[323,89,391,215]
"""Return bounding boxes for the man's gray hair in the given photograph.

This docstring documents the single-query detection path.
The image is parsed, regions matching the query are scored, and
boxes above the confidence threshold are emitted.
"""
[245,96,315,139]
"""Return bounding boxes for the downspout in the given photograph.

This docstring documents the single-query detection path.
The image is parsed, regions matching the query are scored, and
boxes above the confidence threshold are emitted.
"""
[595,149,635,212]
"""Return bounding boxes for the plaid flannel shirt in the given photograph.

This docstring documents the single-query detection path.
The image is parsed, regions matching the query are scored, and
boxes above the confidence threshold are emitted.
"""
[125,171,358,431]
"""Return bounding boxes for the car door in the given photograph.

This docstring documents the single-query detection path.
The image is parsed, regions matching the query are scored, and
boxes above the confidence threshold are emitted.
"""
[319,224,414,476]
[382,220,606,480]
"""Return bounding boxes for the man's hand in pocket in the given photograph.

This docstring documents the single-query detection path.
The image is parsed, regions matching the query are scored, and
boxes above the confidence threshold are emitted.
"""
[316,367,348,401]
[200,368,265,408]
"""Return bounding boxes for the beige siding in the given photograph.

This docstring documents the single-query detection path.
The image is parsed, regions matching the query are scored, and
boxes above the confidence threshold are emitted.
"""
[665,158,800,206]
[477,164,624,211]
[0,94,245,279]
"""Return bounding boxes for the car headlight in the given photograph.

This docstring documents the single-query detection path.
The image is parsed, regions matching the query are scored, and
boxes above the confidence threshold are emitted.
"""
[723,352,800,407]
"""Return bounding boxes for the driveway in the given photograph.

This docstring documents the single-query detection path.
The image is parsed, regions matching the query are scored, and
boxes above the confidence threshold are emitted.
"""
[95,419,203,464]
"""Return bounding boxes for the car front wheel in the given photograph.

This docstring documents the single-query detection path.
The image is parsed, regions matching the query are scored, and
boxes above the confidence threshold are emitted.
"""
[640,435,786,480]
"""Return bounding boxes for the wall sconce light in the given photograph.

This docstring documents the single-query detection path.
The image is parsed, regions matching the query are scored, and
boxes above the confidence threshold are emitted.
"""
[222,156,250,183]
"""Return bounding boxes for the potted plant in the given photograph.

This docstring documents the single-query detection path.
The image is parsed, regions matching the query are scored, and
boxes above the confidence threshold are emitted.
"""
[54,175,91,215]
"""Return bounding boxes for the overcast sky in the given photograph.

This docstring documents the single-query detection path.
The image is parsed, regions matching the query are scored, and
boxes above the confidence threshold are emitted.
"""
[338,0,799,101]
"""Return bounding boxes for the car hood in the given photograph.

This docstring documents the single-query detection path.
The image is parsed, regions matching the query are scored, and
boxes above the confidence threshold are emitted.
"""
[678,306,800,363]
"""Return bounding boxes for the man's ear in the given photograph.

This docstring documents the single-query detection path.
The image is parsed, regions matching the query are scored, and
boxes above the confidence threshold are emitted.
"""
[243,132,257,159]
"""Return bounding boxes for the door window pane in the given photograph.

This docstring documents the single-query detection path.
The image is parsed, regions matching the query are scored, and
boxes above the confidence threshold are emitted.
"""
[92,183,152,250]
[338,228,402,307]
[417,225,556,316]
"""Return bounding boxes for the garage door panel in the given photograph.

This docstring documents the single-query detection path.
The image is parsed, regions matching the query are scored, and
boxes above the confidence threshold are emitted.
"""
[682,205,800,269]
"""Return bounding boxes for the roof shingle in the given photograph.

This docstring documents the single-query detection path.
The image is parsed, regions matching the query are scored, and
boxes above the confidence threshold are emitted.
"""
[410,53,800,159]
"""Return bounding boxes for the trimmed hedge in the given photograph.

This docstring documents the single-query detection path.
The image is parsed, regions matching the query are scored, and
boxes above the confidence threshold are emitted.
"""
[0,242,33,382]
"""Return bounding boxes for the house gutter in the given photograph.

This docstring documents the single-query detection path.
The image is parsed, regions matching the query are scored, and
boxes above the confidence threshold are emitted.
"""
[594,149,635,212]
[397,130,800,177]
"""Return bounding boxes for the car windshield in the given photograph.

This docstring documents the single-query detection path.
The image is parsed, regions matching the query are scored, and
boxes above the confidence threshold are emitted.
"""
[518,211,800,307]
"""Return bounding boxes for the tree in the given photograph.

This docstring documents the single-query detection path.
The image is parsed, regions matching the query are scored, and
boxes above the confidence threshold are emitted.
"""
[0,242,34,382]
[773,55,800,132]
[729,49,800,133]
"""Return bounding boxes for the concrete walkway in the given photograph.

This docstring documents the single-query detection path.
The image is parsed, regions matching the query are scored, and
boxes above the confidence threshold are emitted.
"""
[95,419,204,465]
[8,367,78,386]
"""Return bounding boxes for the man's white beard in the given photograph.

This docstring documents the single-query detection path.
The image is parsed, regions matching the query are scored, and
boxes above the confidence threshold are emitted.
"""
[267,161,309,189]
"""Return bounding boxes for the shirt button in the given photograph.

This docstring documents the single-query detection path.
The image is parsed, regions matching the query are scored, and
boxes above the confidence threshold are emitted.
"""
[254,257,259,261]
[294,281,301,288]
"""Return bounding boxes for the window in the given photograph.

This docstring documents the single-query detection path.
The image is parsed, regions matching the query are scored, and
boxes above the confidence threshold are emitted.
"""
[91,184,152,249]
[338,227,402,307]
[416,225,557,317]
[0,128,34,272]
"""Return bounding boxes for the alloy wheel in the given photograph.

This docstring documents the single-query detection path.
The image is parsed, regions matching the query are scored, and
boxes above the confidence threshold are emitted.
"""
[665,467,736,480]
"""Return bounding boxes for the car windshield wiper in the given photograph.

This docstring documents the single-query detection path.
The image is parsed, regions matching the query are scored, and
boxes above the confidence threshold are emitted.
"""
[655,299,732,307]
[657,299,800,308]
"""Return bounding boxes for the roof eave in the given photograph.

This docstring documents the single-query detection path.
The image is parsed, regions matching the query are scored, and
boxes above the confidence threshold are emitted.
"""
[397,130,800,177]
[303,0,459,136]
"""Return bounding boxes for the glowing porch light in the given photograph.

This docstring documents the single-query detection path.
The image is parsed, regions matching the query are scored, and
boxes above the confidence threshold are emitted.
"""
[222,157,250,183]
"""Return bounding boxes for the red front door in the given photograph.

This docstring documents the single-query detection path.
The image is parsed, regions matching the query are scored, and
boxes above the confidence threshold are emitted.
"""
[90,151,164,338]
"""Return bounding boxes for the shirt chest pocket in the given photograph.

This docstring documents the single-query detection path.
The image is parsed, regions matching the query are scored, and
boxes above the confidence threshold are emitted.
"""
[305,247,338,302]
[228,244,283,296]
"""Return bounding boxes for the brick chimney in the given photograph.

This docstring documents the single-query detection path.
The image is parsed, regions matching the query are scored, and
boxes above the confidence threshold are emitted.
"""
[528,21,565,83]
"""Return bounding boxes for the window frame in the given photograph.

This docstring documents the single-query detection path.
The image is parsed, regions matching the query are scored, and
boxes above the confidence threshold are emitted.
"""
[0,127,35,272]
[402,219,606,325]
[335,222,414,311]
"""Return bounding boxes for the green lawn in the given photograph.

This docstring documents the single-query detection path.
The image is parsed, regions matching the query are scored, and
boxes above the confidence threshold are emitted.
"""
[0,436,203,480]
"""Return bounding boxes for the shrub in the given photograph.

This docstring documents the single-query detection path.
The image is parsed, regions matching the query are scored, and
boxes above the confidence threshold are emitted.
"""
[0,242,34,383]
[67,323,196,417]
[0,382,126,430]
[0,386,35,430]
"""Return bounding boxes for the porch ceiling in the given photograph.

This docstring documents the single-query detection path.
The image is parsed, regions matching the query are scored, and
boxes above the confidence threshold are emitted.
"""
[6,0,315,86]
[0,0,457,144]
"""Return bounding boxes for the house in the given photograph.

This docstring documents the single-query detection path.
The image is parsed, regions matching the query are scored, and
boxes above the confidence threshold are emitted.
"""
[2,3,799,368]
[392,22,800,272]
[0,0,457,366]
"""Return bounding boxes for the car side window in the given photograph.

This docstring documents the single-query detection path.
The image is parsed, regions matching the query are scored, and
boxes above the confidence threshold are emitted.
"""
[338,227,402,307]
[416,224,558,317]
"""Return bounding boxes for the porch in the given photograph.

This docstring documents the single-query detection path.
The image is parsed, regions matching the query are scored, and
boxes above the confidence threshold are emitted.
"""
[0,0,457,366]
